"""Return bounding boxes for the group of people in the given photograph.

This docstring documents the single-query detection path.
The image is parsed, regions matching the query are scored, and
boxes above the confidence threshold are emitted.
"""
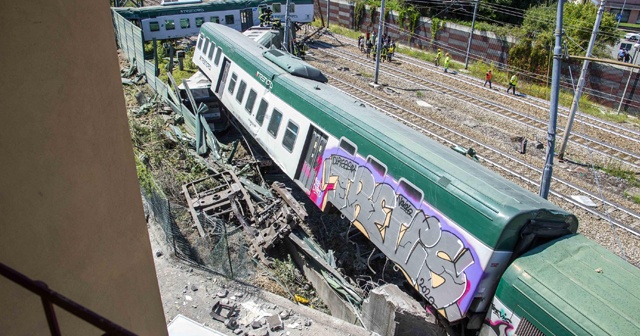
[358,32,396,62]
[258,8,282,28]
[434,49,451,73]
[618,48,633,63]
[483,69,518,95]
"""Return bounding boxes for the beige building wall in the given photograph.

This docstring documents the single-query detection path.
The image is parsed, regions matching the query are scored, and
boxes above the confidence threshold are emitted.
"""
[0,2,167,335]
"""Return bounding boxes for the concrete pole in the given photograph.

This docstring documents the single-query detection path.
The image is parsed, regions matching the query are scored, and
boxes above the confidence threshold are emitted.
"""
[326,0,330,28]
[617,45,640,113]
[616,0,628,28]
[373,0,386,84]
[558,0,605,161]
[284,0,291,51]
[464,0,479,69]
[540,0,565,199]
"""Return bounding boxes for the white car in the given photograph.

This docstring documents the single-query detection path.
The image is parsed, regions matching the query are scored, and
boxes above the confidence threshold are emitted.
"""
[625,33,640,41]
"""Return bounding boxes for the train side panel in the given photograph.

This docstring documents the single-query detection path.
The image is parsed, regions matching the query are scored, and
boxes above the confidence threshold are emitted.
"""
[480,234,640,336]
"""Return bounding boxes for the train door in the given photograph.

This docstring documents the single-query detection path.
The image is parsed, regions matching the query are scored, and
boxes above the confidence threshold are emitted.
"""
[240,9,253,31]
[216,58,231,97]
[297,127,328,191]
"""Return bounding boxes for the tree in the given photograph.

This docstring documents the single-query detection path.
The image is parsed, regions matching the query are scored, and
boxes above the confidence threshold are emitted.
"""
[508,2,619,77]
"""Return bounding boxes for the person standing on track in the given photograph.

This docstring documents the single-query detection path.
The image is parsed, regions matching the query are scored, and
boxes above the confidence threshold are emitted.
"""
[507,74,517,95]
[358,35,364,52]
[443,53,450,73]
[435,49,442,66]
[484,70,492,88]
[366,39,373,58]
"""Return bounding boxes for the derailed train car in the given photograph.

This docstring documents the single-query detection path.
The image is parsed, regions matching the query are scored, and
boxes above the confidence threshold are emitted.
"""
[192,23,640,334]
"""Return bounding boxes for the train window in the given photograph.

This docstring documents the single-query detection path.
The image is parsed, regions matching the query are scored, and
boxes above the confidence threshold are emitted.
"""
[228,73,237,95]
[366,157,387,176]
[245,90,257,114]
[282,121,299,152]
[180,18,190,29]
[195,17,204,27]
[214,47,222,65]
[255,99,268,125]
[289,3,295,13]
[210,16,220,23]
[208,42,215,60]
[197,34,204,50]
[339,138,357,155]
[236,81,247,103]
[225,15,235,24]
[267,109,283,138]
[272,3,282,13]
[149,21,160,32]
[398,179,423,205]
[165,19,175,30]
[202,38,210,57]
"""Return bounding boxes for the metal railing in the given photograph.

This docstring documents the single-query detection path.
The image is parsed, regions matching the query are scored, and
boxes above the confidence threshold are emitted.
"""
[0,262,136,336]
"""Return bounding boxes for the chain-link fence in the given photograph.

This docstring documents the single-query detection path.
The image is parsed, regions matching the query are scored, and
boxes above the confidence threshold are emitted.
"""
[143,186,255,280]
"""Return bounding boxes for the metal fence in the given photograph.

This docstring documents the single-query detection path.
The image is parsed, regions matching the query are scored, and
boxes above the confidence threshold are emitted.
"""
[143,186,255,280]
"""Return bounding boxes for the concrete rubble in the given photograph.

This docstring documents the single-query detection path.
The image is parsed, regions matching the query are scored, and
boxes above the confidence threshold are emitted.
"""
[361,284,446,336]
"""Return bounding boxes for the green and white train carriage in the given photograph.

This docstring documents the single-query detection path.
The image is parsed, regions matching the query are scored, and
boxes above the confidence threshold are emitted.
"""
[193,22,640,334]
[113,0,314,41]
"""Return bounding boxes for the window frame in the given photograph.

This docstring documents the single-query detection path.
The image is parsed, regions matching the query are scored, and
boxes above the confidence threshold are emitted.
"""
[214,47,222,65]
[245,89,257,114]
[255,99,269,125]
[197,34,204,50]
[339,138,357,155]
[282,120,299,152]
[210,16,220,23]
[149,21,160,32]
[195,17,205,27]
[267,109,283,138]
[208,42,216,60]
[225,15,235,24]
[236,80,247,104]
[272,3,282,13]
[180,18,191,29]
[228,73,238,94]
[165,19,175,30]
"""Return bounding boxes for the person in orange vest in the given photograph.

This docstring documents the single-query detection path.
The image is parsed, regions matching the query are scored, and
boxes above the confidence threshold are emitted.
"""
[484,70,492,89]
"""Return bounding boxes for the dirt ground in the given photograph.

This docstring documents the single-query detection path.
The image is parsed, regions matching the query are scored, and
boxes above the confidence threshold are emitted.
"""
[146,204,372,336]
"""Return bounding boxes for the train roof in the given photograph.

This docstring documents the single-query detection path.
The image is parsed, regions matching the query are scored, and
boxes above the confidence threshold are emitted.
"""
[113,0,312,19]
[200,23,577,250]
[496,234,640,335]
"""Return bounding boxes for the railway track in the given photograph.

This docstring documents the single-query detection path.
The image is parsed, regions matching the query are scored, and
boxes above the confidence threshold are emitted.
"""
[320,36,640,172]
[311,40,640,172]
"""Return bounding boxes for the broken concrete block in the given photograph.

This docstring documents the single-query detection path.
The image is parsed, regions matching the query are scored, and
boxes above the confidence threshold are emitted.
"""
[191,284,198,291]
[361,284,445,336]
[233,328,243,335]
[266,314,283,331]
[251,320,263,329]
[248,326,268,336]
[217,289,229,298]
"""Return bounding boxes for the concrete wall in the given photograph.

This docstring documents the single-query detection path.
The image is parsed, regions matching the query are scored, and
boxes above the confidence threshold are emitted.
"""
[0,2,167,335]
[317,0,640,114]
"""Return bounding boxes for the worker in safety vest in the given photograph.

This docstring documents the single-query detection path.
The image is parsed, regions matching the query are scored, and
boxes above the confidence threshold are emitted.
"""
[507,74,517,95]
[484,70,492,89]
[259,8,272,26]
[435,49,442,66]
[381,45,387,62]
[443,53,450,73]
[387,44,394,62]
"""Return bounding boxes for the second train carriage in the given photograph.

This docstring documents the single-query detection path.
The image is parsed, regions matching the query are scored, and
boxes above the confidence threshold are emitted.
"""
[192,23,580,324]
[113,0,314,41]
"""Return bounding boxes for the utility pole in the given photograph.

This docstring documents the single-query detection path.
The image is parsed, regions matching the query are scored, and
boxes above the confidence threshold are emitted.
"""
[558,0,605,161]
[539,0,565,199]
[617,44,640,113]
[284,0,291,52]
[373,0,386,85]
[464,0,479,69]
[616,0,628,28]
[326,0,330,28]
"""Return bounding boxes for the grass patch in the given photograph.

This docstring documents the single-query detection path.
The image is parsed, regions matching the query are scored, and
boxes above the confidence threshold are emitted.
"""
[601,161,640,187]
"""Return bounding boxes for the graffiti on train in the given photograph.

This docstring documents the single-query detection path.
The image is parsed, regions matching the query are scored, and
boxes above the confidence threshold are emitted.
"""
[309,151,483,320]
